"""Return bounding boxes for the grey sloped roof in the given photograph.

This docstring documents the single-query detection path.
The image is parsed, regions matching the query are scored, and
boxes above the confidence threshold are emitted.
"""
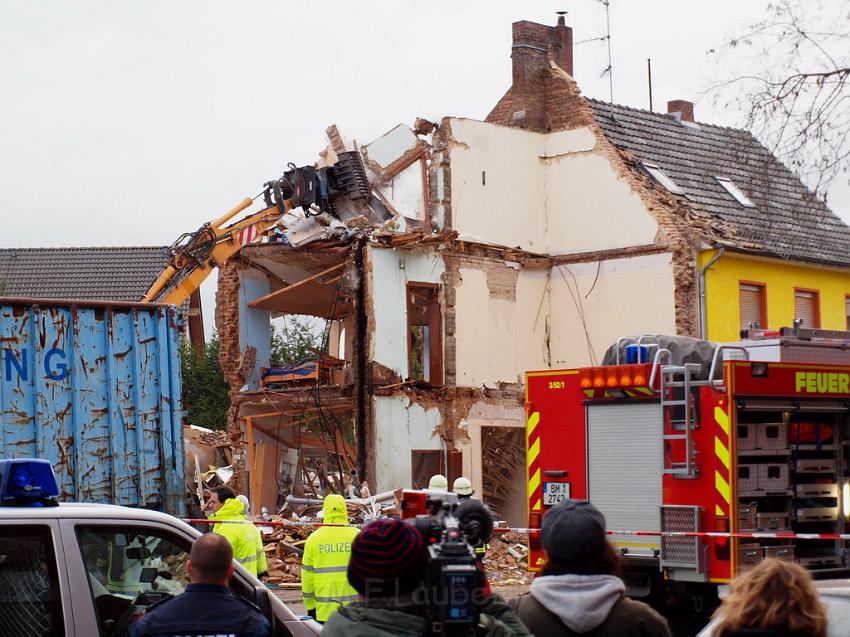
[0,246,170,301]
[588,99,850,266]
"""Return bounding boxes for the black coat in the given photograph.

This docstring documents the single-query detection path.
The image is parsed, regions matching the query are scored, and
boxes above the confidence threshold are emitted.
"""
[129,584,271,637]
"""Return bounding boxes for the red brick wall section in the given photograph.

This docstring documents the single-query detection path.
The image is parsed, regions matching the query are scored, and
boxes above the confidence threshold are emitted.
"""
[667,100,695,123]
[215,258,249,490]
[216,258,242,389]
[485,88,514,126]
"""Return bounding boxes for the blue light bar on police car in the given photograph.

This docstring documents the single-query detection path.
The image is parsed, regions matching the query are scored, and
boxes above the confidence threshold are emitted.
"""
[0,458,59,502]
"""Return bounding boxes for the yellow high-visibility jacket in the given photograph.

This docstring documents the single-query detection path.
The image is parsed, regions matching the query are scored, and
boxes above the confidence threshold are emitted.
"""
[302,494,360,622]
[209,498,268,577]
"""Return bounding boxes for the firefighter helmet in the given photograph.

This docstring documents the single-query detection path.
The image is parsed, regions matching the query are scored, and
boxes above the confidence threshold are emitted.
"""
[428,474,448,491]
[453,476,473,496]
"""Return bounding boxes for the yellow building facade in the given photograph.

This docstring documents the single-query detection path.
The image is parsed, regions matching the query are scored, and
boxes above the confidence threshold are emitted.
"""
[700,249,850,343]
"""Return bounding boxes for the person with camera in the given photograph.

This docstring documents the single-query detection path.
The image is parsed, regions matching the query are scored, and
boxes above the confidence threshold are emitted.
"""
[321,518,533,637]
[511,499,671,637]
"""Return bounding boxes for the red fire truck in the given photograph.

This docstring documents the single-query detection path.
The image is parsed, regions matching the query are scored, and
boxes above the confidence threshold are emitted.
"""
[525,327,850,609]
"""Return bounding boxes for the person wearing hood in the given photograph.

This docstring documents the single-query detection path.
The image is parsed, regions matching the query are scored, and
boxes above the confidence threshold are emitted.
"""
[204,486,268,579]
[322,518,532,637]
[301,493,360,622]
[512,499,671,637]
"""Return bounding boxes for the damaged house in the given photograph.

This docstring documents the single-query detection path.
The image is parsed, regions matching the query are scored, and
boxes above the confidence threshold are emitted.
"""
[218,18,850,525]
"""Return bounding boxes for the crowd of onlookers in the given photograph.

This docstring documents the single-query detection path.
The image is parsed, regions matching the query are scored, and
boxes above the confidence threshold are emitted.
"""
[130,489,831,637]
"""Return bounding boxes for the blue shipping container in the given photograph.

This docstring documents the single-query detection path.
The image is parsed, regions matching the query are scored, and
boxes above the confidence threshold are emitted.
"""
[0,298,185,514]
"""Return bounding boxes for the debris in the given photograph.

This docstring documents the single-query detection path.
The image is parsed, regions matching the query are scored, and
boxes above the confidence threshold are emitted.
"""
[413,117,437,136]
[483,533,532,586]
[507,543,529,560]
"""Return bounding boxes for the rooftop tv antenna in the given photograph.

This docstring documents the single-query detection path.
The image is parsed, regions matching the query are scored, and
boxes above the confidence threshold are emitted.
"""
[572,1,615,112]
[600,0,613,106]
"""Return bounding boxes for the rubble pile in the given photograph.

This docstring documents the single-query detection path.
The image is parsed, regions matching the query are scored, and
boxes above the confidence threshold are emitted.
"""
[262,524,314,584]
[259,510,532,587]
[483,533,532,586]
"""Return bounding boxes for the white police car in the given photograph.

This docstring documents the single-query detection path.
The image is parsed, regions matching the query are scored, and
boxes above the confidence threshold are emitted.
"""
[0,458,320,636]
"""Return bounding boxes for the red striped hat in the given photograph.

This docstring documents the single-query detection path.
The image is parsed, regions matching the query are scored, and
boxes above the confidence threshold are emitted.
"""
[347,518,426,597]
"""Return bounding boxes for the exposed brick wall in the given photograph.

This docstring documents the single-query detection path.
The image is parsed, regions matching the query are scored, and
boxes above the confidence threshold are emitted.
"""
[215,257,247,491]
[429,119,454,230]
[485,88,514,125]
[544,62,595,131]
[216,258,243,389]
[667,100,695,123]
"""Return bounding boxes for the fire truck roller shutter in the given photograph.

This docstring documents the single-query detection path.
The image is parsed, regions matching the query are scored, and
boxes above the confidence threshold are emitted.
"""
[587,402,663,557]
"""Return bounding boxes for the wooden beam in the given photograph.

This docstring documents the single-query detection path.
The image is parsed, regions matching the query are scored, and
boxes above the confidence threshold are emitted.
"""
[248,262,345,308]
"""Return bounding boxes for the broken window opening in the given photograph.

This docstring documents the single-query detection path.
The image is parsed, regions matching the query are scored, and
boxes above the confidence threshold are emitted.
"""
[410,449,462,490]
[406,282,442,384]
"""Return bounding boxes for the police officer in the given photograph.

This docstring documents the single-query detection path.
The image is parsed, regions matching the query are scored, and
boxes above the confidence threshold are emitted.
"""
[130,533,270,637]
[204,486,268,578]
[301,493,360,622]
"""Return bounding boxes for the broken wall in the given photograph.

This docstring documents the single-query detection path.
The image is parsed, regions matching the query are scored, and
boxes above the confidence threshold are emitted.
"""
[447,118,660,256]
[373,395,443,493]
[547,253,677,367]
[452,398,525,525]
[370,245,445,380]
[452,260,549,386]
[447,118,547,252]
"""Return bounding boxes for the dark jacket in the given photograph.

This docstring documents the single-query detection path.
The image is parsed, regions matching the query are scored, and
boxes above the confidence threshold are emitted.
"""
[321,592,533,637]
[129,583,271,637]
[511,574,671,637]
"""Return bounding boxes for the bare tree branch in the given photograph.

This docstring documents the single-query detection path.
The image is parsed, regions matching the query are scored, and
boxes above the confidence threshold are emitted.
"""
[707,0,850,195]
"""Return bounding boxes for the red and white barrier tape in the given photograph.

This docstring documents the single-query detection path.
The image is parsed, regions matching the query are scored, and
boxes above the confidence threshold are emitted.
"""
[182,519,850,541]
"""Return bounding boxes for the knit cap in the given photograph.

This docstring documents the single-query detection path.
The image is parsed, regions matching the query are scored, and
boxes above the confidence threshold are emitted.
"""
[347,518,425,597]
[541,499,608,561]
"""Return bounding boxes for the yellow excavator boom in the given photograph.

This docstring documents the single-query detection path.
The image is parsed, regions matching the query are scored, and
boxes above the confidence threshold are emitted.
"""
[143,197,291,306]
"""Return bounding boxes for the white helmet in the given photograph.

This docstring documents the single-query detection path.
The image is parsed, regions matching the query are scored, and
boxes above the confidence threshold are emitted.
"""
[428,474,448,491]
[453,476,473,496]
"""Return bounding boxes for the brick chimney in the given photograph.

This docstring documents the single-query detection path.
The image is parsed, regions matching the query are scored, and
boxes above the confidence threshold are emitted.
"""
[667,100,695,123]
[509,18,574,130]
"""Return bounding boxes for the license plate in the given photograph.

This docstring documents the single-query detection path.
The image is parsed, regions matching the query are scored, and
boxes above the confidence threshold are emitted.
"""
[542,482,570,506]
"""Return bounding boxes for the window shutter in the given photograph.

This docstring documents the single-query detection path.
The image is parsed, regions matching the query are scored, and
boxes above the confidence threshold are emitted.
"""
[794,290,819,328]
[739,284,764,330]
[846,297,850,331]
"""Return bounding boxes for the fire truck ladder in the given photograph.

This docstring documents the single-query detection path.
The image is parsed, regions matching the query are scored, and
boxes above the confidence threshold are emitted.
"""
[661,363,700,479]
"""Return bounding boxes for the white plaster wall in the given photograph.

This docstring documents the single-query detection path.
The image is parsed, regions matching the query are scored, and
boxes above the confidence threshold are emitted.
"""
[378,160,425,221]
[370,246,445,378]
[548,253,677,367]
[447,118,659,256]
[373,395,443,493]
[545,152,658,254]
[454,267,549,386]
[363,124,420,169]
[449,118,547,252]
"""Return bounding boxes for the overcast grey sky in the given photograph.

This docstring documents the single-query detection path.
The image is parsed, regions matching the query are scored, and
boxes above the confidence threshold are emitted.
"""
[2,1,847,332]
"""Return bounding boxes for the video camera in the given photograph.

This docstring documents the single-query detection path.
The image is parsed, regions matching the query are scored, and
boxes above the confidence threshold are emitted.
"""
[400,489,495,636]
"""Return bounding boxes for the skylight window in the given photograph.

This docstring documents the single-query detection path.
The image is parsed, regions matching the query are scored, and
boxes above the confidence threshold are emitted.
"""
[715,177,756,208]
[640,162,684,195]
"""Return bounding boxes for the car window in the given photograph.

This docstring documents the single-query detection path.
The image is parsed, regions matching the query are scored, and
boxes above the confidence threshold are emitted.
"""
[0,524,65,637]
[77,526,192,637]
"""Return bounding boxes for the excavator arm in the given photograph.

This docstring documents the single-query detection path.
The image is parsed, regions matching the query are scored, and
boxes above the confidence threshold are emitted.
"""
[144,150,370,307]
[143,181,293,306]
